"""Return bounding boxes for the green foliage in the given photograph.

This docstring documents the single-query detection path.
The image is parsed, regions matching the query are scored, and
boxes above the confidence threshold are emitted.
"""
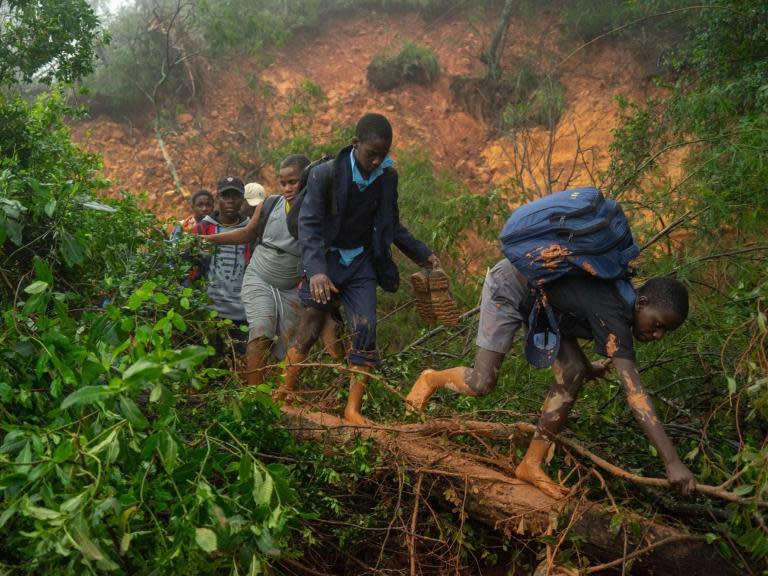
[594,0,768,565]
[560,0,696,43]
[502,75,565,130]
[192,0,319,57]
[280,79,327,133]
[192,0,471,57]
[0,90,311,573]
[396,147,504,258]
[487,55,567,130]
[0,90,109,287]
[367,41,440,91]
[0,0,102,85]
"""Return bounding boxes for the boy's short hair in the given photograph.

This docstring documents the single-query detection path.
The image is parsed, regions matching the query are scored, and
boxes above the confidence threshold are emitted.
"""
[191,189,213,204]
[280,154,311,173]
[637,277,689,320]
[355,113,392,143]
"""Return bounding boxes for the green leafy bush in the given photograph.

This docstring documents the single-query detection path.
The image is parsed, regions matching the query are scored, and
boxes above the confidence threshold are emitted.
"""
[0,0,102,84]
[367,42,440,91]
[501,75,565,130]
[192,0,470,57]
[560,0,695,43]
[0,90,310,573]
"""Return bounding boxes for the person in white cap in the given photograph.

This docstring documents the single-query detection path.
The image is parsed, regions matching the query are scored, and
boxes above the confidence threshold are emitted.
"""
[241,182,267,219]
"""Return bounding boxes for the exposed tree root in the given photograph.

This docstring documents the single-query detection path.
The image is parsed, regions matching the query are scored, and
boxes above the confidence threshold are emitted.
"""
[281,406,741,575]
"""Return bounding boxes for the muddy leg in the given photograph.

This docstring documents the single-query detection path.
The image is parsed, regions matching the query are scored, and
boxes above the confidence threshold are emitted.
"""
[273,307,325,401]
[343,365,373,425]
[246,337,272,387]
[515,338,589,497]
[405,347,505,411]
[320,313,346,361]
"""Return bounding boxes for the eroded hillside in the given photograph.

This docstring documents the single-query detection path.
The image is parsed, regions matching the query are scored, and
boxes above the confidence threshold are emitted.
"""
[71,8,662,221]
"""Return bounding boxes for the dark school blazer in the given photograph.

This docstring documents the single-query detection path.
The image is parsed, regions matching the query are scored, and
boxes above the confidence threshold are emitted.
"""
[298,145,432,292]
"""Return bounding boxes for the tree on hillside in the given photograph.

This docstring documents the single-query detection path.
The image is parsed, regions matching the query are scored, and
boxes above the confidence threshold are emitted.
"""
[483,0,515,81]
[0,0,102,85]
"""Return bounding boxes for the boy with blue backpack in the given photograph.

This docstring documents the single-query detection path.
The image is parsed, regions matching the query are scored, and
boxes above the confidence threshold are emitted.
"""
[406,187,696,498]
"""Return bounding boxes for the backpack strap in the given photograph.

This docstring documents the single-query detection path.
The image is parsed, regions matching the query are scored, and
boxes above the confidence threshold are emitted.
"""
[252,194,281,248]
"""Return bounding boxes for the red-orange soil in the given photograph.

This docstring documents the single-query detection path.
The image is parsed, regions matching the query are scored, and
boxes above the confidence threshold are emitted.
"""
[70,9,666,228]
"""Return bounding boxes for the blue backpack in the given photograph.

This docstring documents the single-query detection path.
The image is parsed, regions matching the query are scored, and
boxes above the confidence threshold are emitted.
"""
[499,187,639,367]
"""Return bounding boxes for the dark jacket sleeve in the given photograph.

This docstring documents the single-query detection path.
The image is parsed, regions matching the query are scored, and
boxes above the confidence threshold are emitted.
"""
[390,178,433,265]
[298,163,331,278]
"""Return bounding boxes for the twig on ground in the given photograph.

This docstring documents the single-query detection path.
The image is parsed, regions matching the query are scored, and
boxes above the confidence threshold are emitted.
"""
[585,534,702,573]
[400,307,481,353]
[409,474,423,576]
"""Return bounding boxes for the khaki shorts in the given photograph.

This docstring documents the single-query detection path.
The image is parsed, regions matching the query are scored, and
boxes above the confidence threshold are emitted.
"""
[476,259,529,354]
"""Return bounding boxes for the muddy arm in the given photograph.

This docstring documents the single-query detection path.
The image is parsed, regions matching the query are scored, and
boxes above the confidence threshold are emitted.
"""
[613,357,695,494]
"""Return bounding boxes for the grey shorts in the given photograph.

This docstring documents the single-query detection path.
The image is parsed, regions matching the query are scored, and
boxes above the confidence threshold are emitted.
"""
[476,259,528,354]
[240,271,302,359]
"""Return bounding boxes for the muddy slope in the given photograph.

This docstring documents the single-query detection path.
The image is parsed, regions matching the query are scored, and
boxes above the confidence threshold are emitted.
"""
[71,8,659,221]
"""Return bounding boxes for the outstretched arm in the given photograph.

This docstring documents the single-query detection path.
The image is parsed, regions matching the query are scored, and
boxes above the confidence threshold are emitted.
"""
[205,203,264,245]
[613,357,695,495]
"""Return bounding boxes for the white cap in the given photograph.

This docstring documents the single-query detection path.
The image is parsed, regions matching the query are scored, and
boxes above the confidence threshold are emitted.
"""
[244,182,267,207]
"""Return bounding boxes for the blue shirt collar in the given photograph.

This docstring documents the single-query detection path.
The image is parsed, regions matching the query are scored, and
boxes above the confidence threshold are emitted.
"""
[350,148,393,191]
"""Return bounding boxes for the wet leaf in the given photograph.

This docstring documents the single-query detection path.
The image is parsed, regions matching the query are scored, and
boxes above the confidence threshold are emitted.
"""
[123,358,161,381]
[158,431,178,472]
[195,527,218,553]
[24,280,49,294]
[60,491,88,514]
[26,505,61,521]
[61,385,116,409]
[732,484,754,496]
[59,230,85,266]
[119,396,149,429]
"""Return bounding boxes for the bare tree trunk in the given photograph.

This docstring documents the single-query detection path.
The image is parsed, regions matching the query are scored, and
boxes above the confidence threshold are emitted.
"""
[485,0,516,81]
[281,407,741,576]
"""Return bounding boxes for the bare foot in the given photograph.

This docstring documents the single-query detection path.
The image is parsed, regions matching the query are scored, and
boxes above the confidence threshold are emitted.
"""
[515,461,569,499]
[405,369,437,413]
[342,409,374,426]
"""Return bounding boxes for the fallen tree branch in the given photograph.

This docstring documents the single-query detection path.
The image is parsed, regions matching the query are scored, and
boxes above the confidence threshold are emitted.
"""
[280,406,740,576]
[511,422,758,505]
[396,418,764,507]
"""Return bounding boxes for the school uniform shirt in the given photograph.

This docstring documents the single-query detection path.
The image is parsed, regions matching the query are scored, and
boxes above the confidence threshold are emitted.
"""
[521,274,637,361]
